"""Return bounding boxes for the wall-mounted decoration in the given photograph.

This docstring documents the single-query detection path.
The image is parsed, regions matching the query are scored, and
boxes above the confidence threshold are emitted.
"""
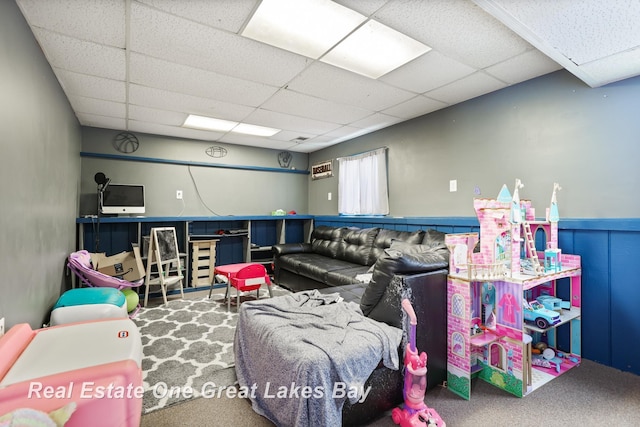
[311,159,333,180]
[278,151,292,168]
[206,146,228,158]
[113,132,139,153]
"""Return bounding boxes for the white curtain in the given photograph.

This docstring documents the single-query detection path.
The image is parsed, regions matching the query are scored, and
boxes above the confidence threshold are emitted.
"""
[338,147,389,215]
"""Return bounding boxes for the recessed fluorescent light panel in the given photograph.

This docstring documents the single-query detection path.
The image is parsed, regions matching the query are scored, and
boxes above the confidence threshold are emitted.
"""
[242,0,431,79]
[183,114,280,137]
[320,20,432,79]
[242,0,366,59]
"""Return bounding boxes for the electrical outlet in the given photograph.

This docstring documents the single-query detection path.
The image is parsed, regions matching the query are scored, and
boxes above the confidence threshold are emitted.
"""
[449,180,457,192]
[176,190,183,200]
[0,317,5,337]
[328,192,332,201]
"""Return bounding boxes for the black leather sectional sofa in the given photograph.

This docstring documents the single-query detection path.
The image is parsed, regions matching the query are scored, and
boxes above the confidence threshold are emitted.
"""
[271,225,450,425]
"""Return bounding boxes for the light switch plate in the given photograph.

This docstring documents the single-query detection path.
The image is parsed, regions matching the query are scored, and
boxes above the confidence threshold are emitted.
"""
[449,180,457,192]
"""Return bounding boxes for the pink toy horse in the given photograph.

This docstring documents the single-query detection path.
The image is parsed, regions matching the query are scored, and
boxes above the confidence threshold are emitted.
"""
[392,299,446,427]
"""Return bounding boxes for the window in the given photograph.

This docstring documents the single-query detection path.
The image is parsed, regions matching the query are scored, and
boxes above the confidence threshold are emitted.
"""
[337,147,389,215]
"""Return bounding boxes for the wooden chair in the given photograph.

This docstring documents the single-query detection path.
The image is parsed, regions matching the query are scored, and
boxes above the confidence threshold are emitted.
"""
[227,264,272,311]
[144,227,184,306]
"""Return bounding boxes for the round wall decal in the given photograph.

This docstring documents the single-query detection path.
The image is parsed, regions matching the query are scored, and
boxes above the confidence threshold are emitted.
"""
[206,146,228,158]
[113,132,139,153]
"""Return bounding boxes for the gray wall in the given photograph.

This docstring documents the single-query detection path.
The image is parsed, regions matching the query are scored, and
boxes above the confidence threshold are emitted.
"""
[309,70,640,219]
[0,0,81,329]
[80,127,309,217]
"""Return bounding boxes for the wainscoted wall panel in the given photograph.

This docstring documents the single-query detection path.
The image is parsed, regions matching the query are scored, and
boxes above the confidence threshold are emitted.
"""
[315,216,640,376]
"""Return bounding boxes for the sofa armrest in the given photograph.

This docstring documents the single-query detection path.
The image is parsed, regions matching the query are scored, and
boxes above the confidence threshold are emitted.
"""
[272,243,313,257]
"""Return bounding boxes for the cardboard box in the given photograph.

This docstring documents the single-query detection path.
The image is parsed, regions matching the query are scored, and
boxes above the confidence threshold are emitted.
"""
[90,246,145,282]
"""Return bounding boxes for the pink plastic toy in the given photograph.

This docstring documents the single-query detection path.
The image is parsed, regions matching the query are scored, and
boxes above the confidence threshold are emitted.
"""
[392,299,446,427]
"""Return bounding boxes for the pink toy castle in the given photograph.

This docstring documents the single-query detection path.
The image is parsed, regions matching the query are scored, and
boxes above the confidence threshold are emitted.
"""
[445,181,582,399]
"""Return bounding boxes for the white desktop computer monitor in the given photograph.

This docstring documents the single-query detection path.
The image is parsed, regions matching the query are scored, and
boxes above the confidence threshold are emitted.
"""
[100,184,145,215]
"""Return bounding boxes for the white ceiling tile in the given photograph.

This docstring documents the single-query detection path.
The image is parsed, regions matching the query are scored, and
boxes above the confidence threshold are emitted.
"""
[128,84,255,121]
[130,2,310,87]
[373,0,530,69]
[349,112,403,132]
[426,72,507,105]
[244,109,342,135]
[128,105,187,126]
[76,113,127,131]
[485,49,562,84]
[137,0,259,33]
[480,0,640,66]
[68,95,126,119]
[127,121,224,141]
[129,54,279,107]
[17,0,125,47]
[287,141,336,153]
[380,50,476,93]
[333,0,389,17]
[382,95,448,119]
[261,88,373,124]
[323,125,363,138]
[32,29,126,80]
[286,62,416,111]
[56,69,126,103]
[267,130,317,143]
[579,48,640,86]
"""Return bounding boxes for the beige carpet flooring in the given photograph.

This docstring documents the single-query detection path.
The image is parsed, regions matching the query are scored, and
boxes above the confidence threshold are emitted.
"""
[141,287,640,427]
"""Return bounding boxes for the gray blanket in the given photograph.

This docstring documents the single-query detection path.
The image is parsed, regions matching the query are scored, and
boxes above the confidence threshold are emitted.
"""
[234,290,403,427]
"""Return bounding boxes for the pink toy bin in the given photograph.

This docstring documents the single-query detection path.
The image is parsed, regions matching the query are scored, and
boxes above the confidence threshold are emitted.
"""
[0,318,143,427]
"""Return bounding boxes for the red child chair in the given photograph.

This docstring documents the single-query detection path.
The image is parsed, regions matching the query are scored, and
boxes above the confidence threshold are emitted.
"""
[227,264,272,311]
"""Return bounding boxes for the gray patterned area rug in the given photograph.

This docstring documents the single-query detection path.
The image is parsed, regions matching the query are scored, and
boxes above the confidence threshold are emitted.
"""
[133,288,289,413]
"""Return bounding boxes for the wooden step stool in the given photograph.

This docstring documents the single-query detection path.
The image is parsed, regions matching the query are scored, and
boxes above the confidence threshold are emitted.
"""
[191,239,217,287]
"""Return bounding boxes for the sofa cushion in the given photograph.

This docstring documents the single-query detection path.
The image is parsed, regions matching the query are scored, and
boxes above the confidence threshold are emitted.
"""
[370,229,425,260]
[420,229,449,262]
[336,227,379,266]
[324,265,371,287]
[310,226,349,258]
[360,248,448,321]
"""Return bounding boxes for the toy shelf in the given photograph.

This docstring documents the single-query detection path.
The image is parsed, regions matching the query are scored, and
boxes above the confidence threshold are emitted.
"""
[523,306,581,334]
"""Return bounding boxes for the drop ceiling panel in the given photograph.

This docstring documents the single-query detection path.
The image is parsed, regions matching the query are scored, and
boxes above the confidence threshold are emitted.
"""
[56,70,126,103]
[128,105,187,126]
[286,62,417,111]
[485,49,562,84]
[373,0,531,69]
[130,2,310,87]
[479,1,640,65]
[474,0,640,88]
[127,121,225,141]
[261,89,373,124]
[217,132,299,151]
[33,29,125,80]
[129,54,279,107]
[128,85,255,122]
[137,0,259,33]
[379,50,477,94]
[16,0,125,47]
[244,108,342,136]
[76,113,126,131]
[426,72,507,105]
[349,112,403,132]
[382,95,448,120]
[68,96,126,119]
